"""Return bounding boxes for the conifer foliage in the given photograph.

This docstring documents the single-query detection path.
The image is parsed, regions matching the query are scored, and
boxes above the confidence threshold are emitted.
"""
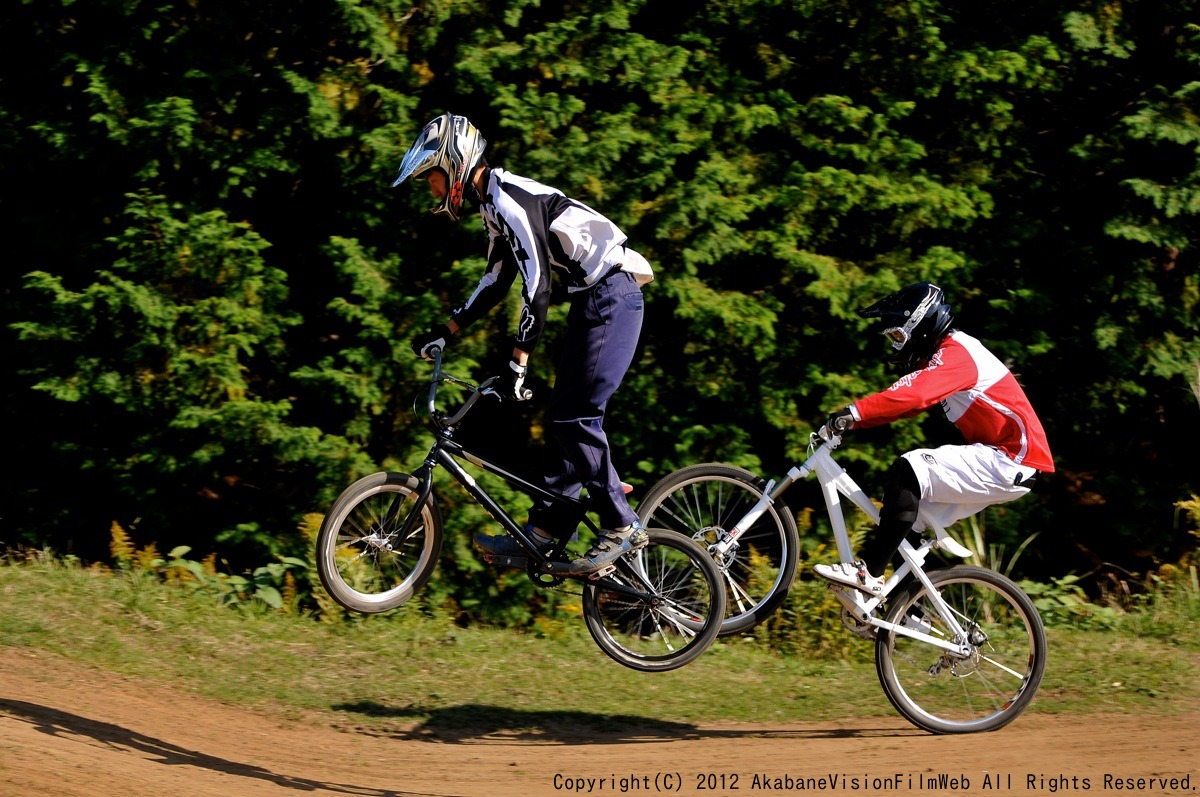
[2,1,1196,594]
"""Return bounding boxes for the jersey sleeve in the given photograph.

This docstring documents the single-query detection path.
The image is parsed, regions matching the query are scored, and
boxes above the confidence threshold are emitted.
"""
[513,272,550,353]
[853,342,978,429]
[449,234,517,331]
[489,183,553,354]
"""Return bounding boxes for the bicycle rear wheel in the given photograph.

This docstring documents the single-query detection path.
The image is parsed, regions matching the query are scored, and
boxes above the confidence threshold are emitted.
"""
[875,565,1047,734]
[637,464,799,636]
[316,472,443,613]
[582,528,726,672]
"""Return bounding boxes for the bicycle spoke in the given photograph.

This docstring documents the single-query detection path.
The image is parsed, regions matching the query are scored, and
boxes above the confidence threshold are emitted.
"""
[978,652,1028,681]
[725,569,755,614]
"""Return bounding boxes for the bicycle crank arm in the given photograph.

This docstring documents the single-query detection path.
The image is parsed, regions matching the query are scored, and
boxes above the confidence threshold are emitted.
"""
[577,572,659,603]
[482,552,529,569]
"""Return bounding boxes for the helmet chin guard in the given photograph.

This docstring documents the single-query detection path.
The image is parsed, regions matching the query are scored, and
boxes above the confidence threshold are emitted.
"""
[393,113,487,221]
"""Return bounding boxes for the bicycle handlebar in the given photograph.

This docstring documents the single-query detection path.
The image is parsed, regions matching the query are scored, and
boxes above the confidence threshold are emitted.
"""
[425,347,505,428]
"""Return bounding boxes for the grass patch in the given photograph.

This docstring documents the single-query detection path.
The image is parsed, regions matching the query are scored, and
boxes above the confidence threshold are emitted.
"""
[2,556,1197,736]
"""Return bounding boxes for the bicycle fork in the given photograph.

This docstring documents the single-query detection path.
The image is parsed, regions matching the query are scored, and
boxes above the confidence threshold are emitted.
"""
[705,466,805,559]
[376,470,435,552]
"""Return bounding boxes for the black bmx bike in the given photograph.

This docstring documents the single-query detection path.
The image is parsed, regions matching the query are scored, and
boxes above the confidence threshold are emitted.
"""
[315,349,725,672]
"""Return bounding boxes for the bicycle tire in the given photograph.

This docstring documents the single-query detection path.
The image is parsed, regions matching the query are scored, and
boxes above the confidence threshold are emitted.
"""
[582,528,726,672]
[316,472,443,614]
[875,565,1047,734]
[637,464,800,636]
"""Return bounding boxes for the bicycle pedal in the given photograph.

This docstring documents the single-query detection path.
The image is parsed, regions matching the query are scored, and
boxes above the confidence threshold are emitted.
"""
[588,564,617,580]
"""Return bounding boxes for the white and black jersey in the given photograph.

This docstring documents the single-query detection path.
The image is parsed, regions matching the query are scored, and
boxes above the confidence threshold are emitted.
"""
[449,167,651,353]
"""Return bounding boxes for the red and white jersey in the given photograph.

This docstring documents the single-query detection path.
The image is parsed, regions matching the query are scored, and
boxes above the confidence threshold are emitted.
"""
[852,331,1054,472]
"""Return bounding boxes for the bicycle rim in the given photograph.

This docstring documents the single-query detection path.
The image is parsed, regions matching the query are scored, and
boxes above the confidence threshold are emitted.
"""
[583,528,725,672]
[875,565,1047,734]
[316,472,443,613]
[638,464,799,636]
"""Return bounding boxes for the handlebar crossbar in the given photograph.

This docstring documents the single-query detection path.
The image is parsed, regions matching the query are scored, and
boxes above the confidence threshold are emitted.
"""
[426,347,500,429]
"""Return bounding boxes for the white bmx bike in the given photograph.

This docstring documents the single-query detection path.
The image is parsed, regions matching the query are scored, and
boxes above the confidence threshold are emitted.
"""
[637,428,1048,733]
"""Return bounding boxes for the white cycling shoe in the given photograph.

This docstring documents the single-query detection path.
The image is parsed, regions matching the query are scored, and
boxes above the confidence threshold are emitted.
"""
[814,560,885,595]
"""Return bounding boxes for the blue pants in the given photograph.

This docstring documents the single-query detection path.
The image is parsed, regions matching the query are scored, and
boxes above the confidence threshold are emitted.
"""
[529,270,643,532]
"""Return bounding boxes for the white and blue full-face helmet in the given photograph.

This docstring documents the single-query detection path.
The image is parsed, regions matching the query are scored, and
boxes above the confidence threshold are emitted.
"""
[392,113,487,221]
[859,281,955,371]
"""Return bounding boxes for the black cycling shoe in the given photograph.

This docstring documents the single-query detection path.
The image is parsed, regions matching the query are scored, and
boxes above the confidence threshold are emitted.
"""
[474,526,554,569]
[551,522,649,576]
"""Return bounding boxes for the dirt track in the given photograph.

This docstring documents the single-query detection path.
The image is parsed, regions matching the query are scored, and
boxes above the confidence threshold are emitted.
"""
[1,646,1196,797]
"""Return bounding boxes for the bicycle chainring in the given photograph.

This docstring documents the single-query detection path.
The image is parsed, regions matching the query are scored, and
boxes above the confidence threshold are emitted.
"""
[527,563,570,591]
[840,608,877,639]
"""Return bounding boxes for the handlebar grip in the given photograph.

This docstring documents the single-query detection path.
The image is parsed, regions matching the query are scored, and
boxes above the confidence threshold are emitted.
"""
[519,388,533,401]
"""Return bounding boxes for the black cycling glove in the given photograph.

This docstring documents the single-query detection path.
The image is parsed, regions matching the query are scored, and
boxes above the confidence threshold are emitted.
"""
[411,324,451,361]
[826,407,856,433]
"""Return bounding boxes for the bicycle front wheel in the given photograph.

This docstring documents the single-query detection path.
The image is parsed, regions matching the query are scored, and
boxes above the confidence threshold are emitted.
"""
[875,565,1047,734]
[637,464,800,636]
[582,528,726,672]
[316,472,443,614]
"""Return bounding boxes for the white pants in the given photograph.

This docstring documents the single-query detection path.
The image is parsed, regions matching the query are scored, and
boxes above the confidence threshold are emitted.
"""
[902,443,1036,531]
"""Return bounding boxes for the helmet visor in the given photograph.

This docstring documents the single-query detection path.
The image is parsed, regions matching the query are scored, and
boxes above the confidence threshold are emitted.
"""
[392,116,450,187]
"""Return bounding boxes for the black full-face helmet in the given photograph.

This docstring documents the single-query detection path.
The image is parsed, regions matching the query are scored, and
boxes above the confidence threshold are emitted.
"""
[859,281,955,371]
[392,112,487,221]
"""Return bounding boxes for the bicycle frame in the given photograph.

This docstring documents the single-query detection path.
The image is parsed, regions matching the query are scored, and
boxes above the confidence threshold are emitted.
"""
[706,432,979,657]
[399,350,658,602]
[419,437,591,564]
